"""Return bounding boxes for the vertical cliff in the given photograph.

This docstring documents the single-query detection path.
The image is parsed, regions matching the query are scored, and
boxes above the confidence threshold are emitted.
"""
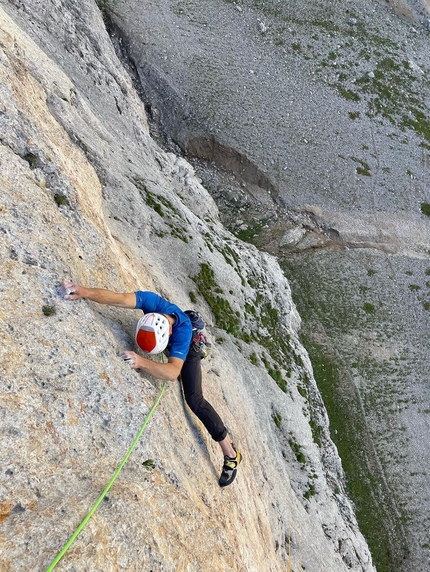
[96,1,430,571]
[0,2,374,571]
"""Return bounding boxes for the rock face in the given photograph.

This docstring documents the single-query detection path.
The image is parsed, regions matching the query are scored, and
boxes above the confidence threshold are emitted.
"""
[98,1,430,571]
[0,2,375,572]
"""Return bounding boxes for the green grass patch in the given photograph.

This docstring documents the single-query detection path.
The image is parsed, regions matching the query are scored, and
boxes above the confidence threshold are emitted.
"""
[235,219,268,244]
[304,482,316,500]
[280,257,408,571]
[350,156,371,176]
[24,152,38,169]
[249,352,258,365]
[54,194,70,207]
[363,302,375,314]
[192,262,293,390]
[192,263,240,336]
[300,336,406,572]
[42,305,56,316]
[189,291,197,304]
[272,412,282,429]
[288,436,306,465]
[421,203,430,217]
[336,84,361,102]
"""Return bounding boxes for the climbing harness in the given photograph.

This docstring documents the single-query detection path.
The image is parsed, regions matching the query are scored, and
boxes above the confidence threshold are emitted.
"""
[45,380,167,571]
[185,309,211,358]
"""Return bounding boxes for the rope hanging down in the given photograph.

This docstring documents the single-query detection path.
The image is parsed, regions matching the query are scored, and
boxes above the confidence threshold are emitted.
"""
[45,380,167,572]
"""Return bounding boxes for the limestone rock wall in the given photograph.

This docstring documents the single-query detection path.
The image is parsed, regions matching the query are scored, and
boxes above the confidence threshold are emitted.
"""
[100,2,430,570]
[0,3,374,571]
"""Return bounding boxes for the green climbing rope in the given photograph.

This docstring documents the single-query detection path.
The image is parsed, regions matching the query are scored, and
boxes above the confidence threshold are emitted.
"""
[45,380,167,571]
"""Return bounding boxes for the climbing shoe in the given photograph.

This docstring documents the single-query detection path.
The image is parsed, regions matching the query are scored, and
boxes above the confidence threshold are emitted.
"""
[218,449,242,487]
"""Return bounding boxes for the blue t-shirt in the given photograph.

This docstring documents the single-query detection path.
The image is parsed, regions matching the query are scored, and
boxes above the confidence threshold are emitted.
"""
[134,291,192,360]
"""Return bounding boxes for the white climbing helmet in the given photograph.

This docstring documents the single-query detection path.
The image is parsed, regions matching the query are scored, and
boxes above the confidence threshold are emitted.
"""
[135,313,170,354]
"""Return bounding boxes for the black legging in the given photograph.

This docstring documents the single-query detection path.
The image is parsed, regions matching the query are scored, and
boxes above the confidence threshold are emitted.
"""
[179,348,227,442]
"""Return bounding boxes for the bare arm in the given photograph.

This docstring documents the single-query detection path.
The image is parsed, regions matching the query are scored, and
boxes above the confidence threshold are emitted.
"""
[121,351,183,381]
[62,280,136,309]
[63,280,182,380]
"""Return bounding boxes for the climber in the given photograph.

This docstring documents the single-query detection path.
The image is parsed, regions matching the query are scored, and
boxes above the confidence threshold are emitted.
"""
[62,280,242,487]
